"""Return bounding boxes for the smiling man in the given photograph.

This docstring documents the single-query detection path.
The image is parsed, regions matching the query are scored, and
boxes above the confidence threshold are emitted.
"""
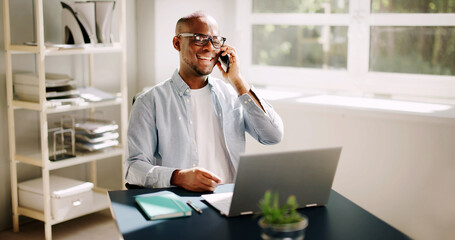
[125,11,284,192]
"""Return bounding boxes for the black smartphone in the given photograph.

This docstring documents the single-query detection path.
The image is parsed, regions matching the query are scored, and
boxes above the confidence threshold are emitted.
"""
[218,53,229,73]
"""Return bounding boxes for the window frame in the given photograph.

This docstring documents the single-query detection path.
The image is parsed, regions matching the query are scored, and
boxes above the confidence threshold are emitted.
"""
[236,0,455,100]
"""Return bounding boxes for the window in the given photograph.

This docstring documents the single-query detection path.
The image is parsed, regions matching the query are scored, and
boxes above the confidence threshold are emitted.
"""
[238,0,455,99]
[370,26,455,76]
[253,25,348,69]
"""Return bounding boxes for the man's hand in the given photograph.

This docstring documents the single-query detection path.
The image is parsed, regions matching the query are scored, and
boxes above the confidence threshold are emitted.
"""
[216,44,265,112]
[170,167,222,192]
[216,44,250,96]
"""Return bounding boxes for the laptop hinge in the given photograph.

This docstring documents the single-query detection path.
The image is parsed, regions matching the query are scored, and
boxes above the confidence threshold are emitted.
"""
[306,203,317,207]
[240,211,253,215]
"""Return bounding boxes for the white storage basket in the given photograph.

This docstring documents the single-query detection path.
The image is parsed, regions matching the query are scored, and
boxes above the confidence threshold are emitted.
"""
[18,175,94,221]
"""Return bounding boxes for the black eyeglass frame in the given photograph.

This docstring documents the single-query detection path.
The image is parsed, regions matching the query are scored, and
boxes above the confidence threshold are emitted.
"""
[177,33,226,49]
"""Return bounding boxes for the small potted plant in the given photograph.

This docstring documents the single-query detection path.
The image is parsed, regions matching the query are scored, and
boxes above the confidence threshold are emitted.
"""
[258,190,309,240]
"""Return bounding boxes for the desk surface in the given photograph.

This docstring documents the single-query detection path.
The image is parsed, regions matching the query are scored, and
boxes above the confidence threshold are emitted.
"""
[108,184,409,240]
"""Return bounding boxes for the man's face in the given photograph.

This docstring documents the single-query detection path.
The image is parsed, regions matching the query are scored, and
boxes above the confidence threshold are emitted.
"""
[177,17,221,77]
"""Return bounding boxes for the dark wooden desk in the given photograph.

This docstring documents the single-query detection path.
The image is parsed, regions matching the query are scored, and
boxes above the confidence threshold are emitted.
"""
[108,184,409,240]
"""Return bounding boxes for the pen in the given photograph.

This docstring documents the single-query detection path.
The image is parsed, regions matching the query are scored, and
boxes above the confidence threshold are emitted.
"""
[187,200,203,214]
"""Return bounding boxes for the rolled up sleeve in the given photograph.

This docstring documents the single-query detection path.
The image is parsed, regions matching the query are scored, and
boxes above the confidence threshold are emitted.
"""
[240,87,284,145]
[125,96,177,188]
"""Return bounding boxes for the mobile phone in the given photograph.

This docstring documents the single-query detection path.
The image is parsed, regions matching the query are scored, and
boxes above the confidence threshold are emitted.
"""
[218,53,229,73]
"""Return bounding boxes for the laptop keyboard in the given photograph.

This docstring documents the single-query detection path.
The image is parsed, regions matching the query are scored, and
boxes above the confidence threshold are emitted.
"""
[201,192,233,215]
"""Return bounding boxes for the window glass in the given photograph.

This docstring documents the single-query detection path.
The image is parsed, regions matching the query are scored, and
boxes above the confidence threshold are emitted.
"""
[253,0,349,14]
[371,0,455,13]
[253,25,348,69]
[370,26,455,76]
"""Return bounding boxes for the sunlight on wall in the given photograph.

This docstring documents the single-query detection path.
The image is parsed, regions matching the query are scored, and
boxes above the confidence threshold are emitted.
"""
[255,89,303,100]
[297,95,452,113]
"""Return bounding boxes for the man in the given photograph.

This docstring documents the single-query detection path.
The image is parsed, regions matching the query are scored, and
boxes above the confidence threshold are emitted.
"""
[125,11,283,192]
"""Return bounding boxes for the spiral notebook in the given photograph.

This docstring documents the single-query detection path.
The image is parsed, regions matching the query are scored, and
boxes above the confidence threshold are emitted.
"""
[135,191,192,220]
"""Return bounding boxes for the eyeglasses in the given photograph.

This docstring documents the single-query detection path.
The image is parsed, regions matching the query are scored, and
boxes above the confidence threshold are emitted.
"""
[177,33,226,49]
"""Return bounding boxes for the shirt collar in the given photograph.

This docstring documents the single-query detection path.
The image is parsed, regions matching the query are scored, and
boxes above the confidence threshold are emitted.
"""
[171,69,214,96]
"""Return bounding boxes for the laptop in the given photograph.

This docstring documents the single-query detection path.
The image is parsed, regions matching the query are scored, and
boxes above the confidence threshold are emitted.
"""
[201,146,342,217]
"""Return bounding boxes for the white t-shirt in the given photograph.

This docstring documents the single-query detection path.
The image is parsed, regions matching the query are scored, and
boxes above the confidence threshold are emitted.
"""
[190,85,233,183]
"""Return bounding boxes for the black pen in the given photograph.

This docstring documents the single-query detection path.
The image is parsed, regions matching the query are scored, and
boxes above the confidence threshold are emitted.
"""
[187,200,203,214]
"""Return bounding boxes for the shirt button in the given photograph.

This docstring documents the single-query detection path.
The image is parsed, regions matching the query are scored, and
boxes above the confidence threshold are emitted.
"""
[186,89,189,93]
[186,99,190,102]
[189,121,193,125]
[248,99,252,102]
[192,163,197,167]
[244,101,248,104]
[179,91,183,95]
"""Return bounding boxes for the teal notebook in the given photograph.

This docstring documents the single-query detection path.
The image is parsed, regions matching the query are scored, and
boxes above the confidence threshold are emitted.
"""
[135,191,192,220]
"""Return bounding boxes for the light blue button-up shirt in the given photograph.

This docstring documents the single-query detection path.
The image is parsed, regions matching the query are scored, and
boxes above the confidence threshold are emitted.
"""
[125,69,284,188]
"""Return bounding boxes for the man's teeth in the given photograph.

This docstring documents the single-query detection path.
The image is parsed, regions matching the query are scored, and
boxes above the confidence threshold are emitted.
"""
[199,56,211,60]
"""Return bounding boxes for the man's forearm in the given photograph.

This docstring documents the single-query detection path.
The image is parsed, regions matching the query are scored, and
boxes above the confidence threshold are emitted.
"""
[231,76,265,112]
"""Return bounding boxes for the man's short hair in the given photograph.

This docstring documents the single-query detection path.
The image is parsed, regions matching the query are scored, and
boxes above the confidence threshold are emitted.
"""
[175,11,214,35]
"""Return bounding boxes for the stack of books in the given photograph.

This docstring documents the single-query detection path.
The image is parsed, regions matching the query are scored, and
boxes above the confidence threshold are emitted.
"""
[13,73,79,102]
[64,119,119,152]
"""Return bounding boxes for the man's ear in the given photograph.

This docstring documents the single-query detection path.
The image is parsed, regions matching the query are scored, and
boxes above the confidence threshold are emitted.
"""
[173,37,180,51]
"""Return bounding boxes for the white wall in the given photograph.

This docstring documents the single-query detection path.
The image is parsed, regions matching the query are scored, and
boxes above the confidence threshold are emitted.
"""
[0,0,137,231]
[246,100,455,240]
[136,0,155,91]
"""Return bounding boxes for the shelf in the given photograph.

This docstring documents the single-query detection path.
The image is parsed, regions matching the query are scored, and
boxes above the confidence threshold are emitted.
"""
[17,190,109,225]
[12,97,122,113]
[46,98,123,114]
[8,43,122,56]
[5,0,127,238]
[15,146,124,170]
[11,100,42,111]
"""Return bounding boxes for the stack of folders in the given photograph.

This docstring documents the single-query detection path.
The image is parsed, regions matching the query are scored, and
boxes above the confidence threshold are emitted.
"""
[77,86,116,102]
[135,191,192,220]
[64,119,119,152]
[13,73,79,102]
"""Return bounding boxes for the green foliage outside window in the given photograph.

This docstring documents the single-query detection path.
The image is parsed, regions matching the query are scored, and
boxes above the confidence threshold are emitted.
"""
[370,26,455,76]
[252,0,455,76]
[253,0,349,14]
[253,25,348,69]
[371,0,455,13]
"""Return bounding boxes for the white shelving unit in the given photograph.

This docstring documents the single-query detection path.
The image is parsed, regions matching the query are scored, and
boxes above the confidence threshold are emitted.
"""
[3,0,127,239]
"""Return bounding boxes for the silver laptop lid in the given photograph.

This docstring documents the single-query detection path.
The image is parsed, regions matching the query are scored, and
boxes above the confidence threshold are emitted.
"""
[227,146,342,217]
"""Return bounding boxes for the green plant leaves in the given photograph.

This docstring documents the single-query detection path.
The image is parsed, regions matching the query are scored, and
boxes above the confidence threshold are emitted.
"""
[258,190,304,225]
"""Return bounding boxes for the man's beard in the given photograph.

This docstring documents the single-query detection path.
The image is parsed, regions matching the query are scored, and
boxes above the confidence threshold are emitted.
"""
[183,55,215,76]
